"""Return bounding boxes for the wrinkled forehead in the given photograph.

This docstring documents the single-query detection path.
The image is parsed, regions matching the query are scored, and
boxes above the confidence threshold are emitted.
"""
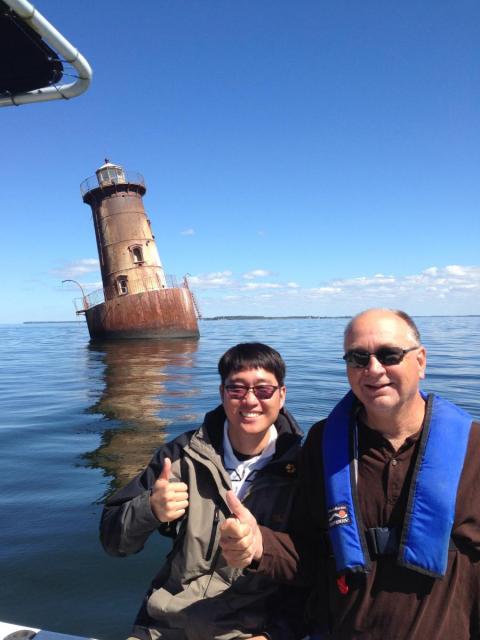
[344,312,414,349]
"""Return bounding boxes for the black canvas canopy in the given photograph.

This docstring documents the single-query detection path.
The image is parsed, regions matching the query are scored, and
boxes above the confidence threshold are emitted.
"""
[0,0,63,95]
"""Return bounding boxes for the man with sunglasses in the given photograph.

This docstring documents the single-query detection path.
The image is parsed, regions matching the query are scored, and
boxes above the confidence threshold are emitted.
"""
[100,342,306,640]
[220,309,480,640]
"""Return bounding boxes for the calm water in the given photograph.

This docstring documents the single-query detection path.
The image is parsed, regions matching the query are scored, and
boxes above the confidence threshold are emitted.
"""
[0,317,479,639]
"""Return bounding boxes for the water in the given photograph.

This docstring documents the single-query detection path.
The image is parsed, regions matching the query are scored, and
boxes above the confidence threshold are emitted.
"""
[0,317,478,639]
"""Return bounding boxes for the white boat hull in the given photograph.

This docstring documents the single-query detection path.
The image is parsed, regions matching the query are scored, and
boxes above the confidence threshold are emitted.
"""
[0,621,98,640]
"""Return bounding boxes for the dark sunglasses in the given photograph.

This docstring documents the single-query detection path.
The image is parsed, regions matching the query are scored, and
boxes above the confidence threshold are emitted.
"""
[343,346,420,368]
[224,384,279,400]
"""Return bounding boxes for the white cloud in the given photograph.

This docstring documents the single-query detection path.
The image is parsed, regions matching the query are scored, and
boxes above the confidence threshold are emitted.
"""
[444,265,466,276]
[188,271,233,288]
[60,281,103,299]
[309,286,343,296]
[180,228,195,236]
[243,282,282,290]
[187,264,480,316]
[53,258,100,278]
[312,265,480,302]
[243,269,272,280]
[331,274,397,288]
[81,281,103,290]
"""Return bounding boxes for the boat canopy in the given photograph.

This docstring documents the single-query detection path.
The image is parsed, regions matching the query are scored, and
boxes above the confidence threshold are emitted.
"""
[0,0,63,93]
[0,0,92,107]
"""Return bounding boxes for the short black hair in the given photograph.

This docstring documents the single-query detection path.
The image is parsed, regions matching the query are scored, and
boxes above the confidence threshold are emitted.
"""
[218,342,286,385]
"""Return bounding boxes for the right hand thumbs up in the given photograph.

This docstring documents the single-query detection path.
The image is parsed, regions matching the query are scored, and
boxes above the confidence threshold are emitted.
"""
[150,457,189,523]
[159,457,172,481]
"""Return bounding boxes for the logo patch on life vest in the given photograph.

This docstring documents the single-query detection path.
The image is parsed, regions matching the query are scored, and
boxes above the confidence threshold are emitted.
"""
[328,504,351,527]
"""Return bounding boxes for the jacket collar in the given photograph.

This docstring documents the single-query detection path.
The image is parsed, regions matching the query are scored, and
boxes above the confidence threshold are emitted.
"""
[201,405,303,461]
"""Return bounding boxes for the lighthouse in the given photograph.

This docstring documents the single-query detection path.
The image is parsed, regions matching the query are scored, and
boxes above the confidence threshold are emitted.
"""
[79,161,200,340]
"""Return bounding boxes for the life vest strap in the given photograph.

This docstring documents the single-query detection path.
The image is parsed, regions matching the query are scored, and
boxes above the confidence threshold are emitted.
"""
[366,527,458,557]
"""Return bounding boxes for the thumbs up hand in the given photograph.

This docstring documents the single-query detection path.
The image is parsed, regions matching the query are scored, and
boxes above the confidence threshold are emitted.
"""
[150,457,189,523]
[219,491,263,568]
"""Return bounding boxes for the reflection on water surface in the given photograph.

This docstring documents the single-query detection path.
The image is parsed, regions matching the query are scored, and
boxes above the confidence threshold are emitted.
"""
[83,338,199,493]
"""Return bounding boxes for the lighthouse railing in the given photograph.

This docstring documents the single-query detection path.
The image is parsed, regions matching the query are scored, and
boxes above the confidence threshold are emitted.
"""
[80,170,145,197]
[74,274,190,312]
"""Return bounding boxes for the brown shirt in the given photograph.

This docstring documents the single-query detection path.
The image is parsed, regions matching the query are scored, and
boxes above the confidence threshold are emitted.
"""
[259,413,480,640]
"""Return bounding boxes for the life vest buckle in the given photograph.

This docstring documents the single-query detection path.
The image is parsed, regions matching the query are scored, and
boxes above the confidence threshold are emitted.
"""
[365,527,400,557]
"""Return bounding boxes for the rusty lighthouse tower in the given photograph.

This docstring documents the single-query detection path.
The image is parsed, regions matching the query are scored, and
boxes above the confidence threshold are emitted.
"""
[79,160,200,339]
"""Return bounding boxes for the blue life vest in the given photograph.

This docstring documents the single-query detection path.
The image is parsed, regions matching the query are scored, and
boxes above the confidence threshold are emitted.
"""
[322,391,472,578]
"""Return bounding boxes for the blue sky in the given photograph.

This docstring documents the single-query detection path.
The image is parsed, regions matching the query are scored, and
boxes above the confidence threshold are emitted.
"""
[2,0,479,322]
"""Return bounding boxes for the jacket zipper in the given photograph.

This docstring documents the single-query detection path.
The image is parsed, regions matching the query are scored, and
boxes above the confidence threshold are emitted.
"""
[203,503,227,597]
[205,505,220,562]
[203,547,221,598]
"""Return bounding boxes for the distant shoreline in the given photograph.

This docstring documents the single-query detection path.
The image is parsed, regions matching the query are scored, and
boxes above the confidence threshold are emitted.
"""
[203,315,349,320]
[202,315,480,320]
[23,321,85,324]
[22,314,480,324]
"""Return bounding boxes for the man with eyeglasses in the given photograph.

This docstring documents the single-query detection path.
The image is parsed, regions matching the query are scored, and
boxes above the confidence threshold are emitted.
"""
[220,309,480,640]
[100,342,306,640]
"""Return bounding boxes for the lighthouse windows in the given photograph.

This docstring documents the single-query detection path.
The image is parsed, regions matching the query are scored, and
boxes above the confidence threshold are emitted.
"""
[98,166,126,186]
[130,245,144,264]
[117,276,129,295]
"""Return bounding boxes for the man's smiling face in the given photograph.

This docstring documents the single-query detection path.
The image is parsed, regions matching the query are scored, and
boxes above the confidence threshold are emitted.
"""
[344,309,426,420]
[220,367,286,455]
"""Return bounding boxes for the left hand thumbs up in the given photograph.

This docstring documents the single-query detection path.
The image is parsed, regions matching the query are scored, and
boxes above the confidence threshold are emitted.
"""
[219,490,263,568]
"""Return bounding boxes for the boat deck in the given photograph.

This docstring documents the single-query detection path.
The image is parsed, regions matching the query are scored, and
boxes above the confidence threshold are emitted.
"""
[0,621,98,640]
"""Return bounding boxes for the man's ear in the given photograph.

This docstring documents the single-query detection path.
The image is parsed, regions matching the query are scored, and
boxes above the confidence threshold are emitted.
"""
[417,347,427,380]
[279,385,286,409]
[219,384,225,401]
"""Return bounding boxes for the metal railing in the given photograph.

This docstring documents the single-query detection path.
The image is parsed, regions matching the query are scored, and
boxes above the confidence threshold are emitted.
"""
[80,170,145,197]
[74,274,189,312]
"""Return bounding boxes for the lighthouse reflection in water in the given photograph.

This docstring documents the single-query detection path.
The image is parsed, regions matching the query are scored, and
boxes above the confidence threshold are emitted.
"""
[84,338,199,494]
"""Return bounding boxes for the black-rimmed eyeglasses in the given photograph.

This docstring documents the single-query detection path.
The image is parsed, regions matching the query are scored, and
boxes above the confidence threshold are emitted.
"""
[223,384,279,400]
[343,346,421,368]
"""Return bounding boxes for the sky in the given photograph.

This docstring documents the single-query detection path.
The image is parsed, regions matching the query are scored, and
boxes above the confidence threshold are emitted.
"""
[2,0,479,322]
